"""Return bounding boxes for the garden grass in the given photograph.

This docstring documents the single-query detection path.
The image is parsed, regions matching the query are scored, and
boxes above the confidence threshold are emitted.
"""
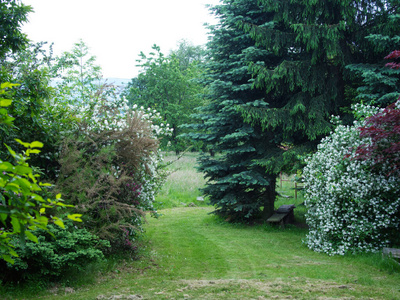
[11,206,400,300]
[2,153,400,299]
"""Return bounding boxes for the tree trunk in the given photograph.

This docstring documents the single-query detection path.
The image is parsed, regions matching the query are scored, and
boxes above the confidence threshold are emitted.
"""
[209,149,215,157]
[262,175,277,220]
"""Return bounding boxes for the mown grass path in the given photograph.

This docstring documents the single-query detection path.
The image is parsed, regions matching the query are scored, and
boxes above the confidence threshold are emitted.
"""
[37,206,400,299]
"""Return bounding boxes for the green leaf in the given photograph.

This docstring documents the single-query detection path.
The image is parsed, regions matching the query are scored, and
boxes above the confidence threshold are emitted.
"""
[67,214,83,222]
[28,173,38,183]
[30,141,44,148]
[8,248,18,258]
[2,254,15,264]
[4,144,16,158]
[0,115,15,125]
[15,165,32,175]
[15,139,31,148]
[0,82,19,90]
[27,149,41,155]
[53,218,65,229]
[0,213,8,224]
[4,183,20,193]
[0,161,15,171]
[31,194,44,202]
[10,217,21,233]
[25,231,38,243]
[34,216,48,226]
[0,99,12,107]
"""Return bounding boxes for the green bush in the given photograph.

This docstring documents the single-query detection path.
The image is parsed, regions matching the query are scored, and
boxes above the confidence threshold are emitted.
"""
[0,220,109,283]
[0,82,81,264]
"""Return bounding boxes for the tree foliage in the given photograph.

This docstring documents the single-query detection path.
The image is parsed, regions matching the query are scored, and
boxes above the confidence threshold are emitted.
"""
[124,43,204,153]
[0,84,81,264]
[0,42,73,180]
[0,0,31,58]
[51,39,105,109]
[186,0,279,221]
[346,12,400,107]
[189,0,400,221]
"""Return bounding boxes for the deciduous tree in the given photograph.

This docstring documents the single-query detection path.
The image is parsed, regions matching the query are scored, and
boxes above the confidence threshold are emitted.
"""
[124,43,204,153]
[0,0,31,58]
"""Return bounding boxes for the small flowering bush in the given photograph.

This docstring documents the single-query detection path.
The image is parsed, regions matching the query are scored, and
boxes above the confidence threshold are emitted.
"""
[304,103,400,255]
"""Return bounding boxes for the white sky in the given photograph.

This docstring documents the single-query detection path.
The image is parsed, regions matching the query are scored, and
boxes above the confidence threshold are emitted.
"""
[22,0,220,79]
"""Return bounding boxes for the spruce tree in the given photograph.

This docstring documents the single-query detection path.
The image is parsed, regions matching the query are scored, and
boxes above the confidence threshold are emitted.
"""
[241,0,400,126]
[186,0,278,221]
[346,11,400,106]
[238,0,400,188]
[188,0,399,222]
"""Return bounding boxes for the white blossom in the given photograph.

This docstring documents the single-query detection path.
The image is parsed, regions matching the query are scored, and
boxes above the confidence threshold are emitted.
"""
[303,104,400,255]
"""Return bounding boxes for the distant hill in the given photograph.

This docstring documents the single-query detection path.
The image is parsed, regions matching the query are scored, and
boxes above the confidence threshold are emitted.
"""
[51,77,131,89]
[103,78,131,88]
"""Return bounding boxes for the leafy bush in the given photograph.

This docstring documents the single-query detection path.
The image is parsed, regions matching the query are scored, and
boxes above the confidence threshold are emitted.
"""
[0,220,109,283]
[0,83,81,264]
[354,102,400,177]
[304,103,400,255]
[0,42,68,180]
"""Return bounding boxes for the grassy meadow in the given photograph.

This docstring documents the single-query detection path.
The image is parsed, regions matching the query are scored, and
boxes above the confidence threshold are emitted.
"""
[2,152,400,300]
[154,152,208,209]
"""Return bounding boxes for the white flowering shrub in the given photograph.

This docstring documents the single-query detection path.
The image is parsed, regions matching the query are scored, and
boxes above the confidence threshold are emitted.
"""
[54,93,172,252]
[304,104,400,255]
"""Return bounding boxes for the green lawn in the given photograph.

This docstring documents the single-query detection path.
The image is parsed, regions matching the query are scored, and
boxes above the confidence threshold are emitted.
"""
[2,153,400,299]
[15,206,400,300]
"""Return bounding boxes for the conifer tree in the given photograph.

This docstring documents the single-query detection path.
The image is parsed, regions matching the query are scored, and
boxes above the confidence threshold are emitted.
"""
[346,12,400,106]
[238,0,400,205]
[189,0,399,221]
[186,0,278,221]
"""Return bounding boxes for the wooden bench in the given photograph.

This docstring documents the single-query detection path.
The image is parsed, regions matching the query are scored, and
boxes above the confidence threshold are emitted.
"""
[383,248,400,261]
[267,204,296,227]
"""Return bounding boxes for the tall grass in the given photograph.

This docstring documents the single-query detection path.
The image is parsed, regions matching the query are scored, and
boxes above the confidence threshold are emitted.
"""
[155,152,207,209]
[157,152,307,222]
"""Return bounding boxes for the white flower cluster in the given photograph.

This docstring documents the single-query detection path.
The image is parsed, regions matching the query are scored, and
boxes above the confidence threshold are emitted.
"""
[80,97,173,138]
[303,104,400,255]
[76,95,170,220]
